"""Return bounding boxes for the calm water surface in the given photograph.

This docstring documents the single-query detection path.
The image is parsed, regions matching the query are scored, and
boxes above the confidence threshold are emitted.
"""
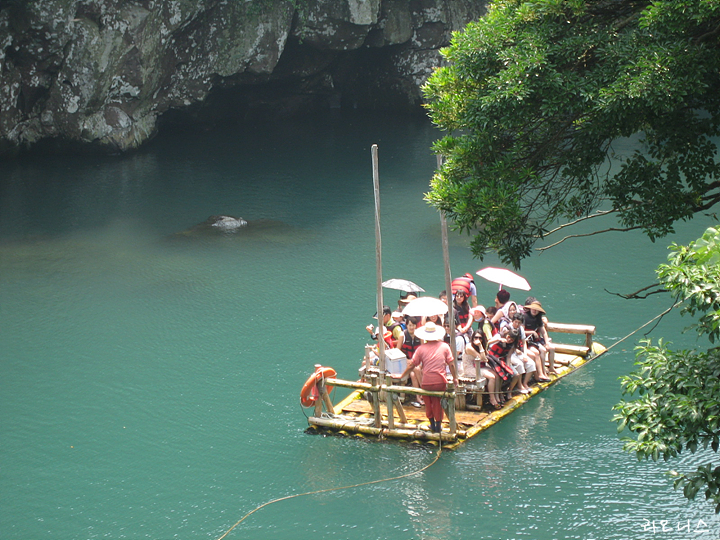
[1,111,719,539]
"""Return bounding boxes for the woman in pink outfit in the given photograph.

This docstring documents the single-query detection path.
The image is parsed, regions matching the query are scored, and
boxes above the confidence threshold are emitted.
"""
[400,322,459,433]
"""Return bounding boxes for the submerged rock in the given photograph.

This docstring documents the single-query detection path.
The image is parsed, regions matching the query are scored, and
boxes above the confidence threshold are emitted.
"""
[178,215,249,236]
[175,216,305,245]
[208,215,248,232]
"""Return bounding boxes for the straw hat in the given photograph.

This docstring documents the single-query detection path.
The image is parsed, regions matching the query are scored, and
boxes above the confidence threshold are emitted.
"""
[399,294,417,304]
[525,301,545,313]
[415,321,446,341]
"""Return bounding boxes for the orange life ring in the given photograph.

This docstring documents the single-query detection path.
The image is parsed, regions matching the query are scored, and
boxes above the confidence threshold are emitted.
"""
[300,366,337,407]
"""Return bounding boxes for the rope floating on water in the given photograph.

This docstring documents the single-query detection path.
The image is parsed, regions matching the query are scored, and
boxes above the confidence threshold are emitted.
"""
[215,440,443,540]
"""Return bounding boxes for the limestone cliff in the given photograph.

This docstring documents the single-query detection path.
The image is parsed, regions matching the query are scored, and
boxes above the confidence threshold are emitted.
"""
[0,0,485,154]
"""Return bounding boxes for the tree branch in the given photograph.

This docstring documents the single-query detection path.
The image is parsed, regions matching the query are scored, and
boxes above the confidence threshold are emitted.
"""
[536,226,643,251]
[538,209,620,238]
[642,299,678,336]
[694,21,720,44]
[699,187,720,211]
[605,283,667,299]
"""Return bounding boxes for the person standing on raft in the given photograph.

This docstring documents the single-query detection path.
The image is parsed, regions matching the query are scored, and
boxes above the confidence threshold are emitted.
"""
[399,322,459,433]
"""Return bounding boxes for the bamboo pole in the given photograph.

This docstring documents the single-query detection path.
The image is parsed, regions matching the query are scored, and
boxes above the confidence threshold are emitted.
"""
[370,373,382,428]
[437,155,459,437]
[321,387,335,415]
[437,154,457,367]
[313,364,323,417]
[446,381,457,436]
[309,416,459,442]
[455,389,466,411]
[394,395,408,424]
[326,377,454,398]
[372,144,386,373]
[325,378,379,392]
[385,385,454,398]
[394,401,408,424]
[384,373,395,430]
[308,364,335,415]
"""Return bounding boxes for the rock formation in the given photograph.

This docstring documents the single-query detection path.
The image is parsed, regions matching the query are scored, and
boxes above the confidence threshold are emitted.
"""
[0,0,486,155]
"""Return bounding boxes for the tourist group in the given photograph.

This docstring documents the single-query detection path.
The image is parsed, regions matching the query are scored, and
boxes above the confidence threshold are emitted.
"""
[365,274,556,433]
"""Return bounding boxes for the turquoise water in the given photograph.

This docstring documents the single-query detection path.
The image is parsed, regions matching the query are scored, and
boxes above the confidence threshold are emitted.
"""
[1,111,719,539]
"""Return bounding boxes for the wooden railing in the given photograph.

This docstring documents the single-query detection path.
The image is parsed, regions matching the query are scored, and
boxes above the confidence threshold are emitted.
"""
[310,371,459,441]
[545,322,596,357]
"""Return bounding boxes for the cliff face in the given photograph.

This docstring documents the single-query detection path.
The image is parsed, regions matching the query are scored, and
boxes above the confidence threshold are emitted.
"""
[0,0,485,154]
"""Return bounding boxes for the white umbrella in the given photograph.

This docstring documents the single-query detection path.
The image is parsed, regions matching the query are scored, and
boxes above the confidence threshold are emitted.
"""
[476,267,531,291]
[381,278,425,293]
[401,296,449,317]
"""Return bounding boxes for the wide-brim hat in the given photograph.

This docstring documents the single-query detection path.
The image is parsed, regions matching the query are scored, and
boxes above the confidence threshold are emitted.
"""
[415,321,446,341]
[525,301,545,313]
[398,294,418,304]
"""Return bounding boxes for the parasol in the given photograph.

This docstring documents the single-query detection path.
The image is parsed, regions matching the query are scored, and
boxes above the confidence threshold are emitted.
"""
[401,296,449,317]
[476,267,531,291]
[381,278,425,293]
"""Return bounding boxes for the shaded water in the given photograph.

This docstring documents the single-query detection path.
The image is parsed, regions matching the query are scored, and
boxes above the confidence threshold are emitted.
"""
[1,111,719,539]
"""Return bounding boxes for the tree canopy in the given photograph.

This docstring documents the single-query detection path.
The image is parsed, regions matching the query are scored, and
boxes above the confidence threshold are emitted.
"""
[423,0,720,268]
[613,225,720,511]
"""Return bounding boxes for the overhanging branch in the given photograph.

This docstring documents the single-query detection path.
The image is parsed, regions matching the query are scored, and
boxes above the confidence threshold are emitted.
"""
[605,283,667,300]
[536,225,642,251]
[538,208,620,238]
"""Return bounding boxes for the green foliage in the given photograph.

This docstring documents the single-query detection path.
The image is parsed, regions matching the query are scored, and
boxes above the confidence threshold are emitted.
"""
[658,226,720,342]
[423,0,720,267]
[613,225,720,512]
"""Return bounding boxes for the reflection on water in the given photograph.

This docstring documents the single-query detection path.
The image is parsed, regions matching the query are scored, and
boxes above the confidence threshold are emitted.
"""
[402,477,455,540]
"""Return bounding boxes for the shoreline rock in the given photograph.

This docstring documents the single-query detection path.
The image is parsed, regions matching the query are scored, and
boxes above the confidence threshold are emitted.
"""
[0,0,485,156]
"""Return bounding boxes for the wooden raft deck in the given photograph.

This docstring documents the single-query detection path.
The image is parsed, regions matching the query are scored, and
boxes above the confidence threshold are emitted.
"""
[305,324,605,450]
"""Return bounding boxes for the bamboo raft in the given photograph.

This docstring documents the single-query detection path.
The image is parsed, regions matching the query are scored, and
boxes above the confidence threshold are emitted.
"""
[304,322,606,449]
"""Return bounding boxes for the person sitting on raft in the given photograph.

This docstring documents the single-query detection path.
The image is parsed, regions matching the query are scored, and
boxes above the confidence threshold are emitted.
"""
[494,301,520,338]
[366,305,403,348]
[506,313,549,389]
[453,289,473,339]
[422,312,444,327]
[438,290,447,304]
[487,324,525,399]
[483,306,499,337]
[398,293,417,313]
[452,273,478,307]
[392,310,406,332]
[468,306,487,337]
[523,298,557,375]
[462,330,501,409]
[501,305,549,383]
[399,322,459,434]
[443,319,468,377]
[397,316,423,407]
[491,288,512,325]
